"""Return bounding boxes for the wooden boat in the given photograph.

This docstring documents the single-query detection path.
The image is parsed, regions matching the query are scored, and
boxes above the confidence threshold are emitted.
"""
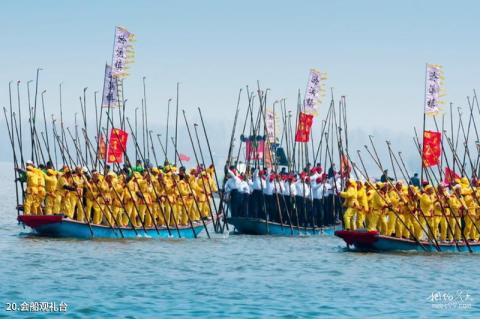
[18,214,210,239]
[335,229,480,253]
[229,216,342,236]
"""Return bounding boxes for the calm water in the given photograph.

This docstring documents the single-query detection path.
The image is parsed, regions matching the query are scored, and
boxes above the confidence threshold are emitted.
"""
[0,162,479,319]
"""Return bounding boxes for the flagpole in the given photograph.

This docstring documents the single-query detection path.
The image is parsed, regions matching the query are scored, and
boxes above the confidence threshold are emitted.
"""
[420,63,427,186]
[165,98,172,163]
[174,82,179,166]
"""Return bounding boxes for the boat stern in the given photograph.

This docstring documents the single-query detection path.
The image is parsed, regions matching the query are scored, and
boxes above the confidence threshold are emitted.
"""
[335,229,380,250]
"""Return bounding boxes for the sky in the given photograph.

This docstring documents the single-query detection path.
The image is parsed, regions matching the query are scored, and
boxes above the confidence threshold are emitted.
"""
[1,0,479,174]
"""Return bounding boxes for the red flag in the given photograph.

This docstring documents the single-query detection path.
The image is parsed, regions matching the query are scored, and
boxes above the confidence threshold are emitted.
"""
[340,154,351,177]
[107,128,128,164]
[444,167,460,185]
[422,130,441,167]
[295,112,314,143]
[179,153,190,162]
[98,134,106,159]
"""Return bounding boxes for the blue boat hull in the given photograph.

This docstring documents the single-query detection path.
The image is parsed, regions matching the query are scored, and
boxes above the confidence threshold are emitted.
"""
[335,230,480,253]
[18,215,208,239]
[229,217,342,236]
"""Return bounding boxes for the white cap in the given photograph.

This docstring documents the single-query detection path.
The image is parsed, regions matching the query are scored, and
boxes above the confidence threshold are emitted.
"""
[26,160,34,166]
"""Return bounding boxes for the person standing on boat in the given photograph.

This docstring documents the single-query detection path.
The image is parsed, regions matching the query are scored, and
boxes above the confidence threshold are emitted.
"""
[272,173,285,224]
[250,168,266,219]
[409,173,421,187]
[295,174,311,226]
[393,183,409,238]
[123,173,140,227]
[355,181,368,230]
[380,169,394,183]
[132,159,145,174]
[449,185,465,242]
[70,167,85,221]
[418,185,434,240]
[57,167,75,218]
[264,173,276,222]
[19,161,39,215]
[44,169,58,215]
[238,173,251,218]
[34,166,46,215]
[311,176,325,227]
[106,172,125,226]
[191,171,209,220]
[281,175,292,223]
[386,182,402,236]
[435,185,450,242]
[340,179,358,230]
[138,172,154,227]
[225,167,241,218]
[287,175,298,225]
[368,183,387,232]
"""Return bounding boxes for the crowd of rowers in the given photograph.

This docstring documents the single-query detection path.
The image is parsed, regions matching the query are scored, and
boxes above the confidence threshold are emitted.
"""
[224,163,343,227]
[341,172,480,242]
[16,159,218,228]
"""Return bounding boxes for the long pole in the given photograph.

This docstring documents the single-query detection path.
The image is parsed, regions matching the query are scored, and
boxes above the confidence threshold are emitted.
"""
[31,68,42,163]
[216,89,242,232]
[166,98,172,162]
[183,110,219,232]
[174,82,180,166]
[41,90,52,162]
[420,63,427,186]
[142,77,149,161]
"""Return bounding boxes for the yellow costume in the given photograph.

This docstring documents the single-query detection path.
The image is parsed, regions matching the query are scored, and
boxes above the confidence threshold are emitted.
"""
[340,181,358,231]
[355,183,368,229]
[44,170,58,215]
[23,166,39,215]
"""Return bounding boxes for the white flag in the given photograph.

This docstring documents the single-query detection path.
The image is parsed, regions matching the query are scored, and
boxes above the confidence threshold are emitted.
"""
[304,69,327,116]
[265,108,279,143]
[112,26,135,78]
[424,64,444,115]
[101,64,119,108]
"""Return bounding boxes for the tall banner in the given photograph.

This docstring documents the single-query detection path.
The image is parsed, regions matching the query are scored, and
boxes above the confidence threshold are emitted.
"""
[112,26,136,79]
[107,128,128,164]
[265,108,279,143]
[295,112,314,143]
[424,64,445,115]
[101,64,119,108]
[304,69,327,116]
[422,130,441,167]
[245,139,265,161]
